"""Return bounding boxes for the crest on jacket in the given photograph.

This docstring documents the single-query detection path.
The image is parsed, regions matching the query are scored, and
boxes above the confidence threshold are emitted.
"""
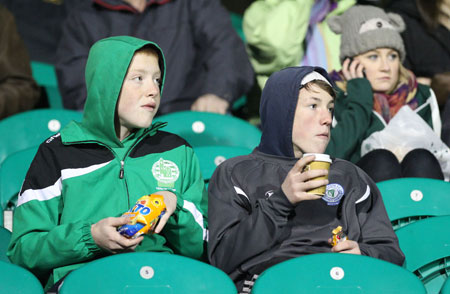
[152,158,179,189]
[322,183,344,206]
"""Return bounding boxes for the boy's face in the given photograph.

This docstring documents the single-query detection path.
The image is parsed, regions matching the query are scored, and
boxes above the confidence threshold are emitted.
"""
[117,51,161,140]
[292,83,334,158]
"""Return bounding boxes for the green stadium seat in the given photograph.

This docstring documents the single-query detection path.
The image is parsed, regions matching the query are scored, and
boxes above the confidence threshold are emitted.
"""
[396,215,450,293]
[377,177,450,230]
[441,277,450,294]
[30,61,63,109]
[252,253,426,294]
[59,252,237,294]
[194,145,252,184]
[0,109,82,165]
[0,226,11,263]
[154,111,261,149]
[0,147,38,229]
[0,261,44,293]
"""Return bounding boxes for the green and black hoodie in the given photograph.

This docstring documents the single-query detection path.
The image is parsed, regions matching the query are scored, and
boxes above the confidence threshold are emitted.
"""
[7,36,208,289]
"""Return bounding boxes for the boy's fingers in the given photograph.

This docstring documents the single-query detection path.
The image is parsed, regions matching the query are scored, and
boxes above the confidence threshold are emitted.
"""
[108,216,130,227]
[154,214,170,234]
[293,155,315,173]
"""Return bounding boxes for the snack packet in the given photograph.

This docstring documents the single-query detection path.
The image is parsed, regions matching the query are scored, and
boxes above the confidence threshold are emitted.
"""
[118,194,166,239]
[331,225,348,247]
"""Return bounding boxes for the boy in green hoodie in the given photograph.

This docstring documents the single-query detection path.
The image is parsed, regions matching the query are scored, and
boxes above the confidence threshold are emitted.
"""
[7,36,208,291]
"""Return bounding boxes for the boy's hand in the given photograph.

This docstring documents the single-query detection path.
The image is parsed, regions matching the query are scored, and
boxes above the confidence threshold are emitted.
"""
[154,191,177,234]
[191,94,229,114]
[281,155,329,205]
[91,217,143,253]
[329,238,361,255]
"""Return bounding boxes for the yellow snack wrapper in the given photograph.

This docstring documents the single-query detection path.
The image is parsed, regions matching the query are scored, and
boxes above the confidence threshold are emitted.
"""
[331,225,348,247]
[118,194,166,239]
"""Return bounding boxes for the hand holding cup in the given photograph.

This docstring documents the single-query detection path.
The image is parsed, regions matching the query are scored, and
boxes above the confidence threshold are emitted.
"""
[281,154,330,204]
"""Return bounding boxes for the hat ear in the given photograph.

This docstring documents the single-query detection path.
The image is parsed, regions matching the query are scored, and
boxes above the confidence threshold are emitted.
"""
[327,15,343,34]
[387,12,405,33]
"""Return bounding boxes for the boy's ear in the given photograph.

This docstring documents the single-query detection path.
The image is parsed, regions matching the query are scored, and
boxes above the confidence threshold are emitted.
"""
[387,12,405,33]
[327,15,343,34]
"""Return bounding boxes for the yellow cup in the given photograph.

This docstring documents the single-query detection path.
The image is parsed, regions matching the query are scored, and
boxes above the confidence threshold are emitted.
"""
[302,153,332,196]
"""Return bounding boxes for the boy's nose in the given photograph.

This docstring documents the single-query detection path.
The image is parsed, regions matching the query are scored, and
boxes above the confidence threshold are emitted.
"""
[321,110,332,125]
[146,80,159,96]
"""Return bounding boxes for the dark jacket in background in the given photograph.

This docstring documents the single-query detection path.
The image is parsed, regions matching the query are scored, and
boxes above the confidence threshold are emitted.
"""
[386,0,450,78]
[56,0,254,113]
[0,4,40,119]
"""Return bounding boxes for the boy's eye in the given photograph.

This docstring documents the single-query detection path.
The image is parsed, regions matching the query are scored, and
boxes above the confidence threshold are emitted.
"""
[309,104,317,109]
[367,54,378,60]
[132,76,143,82]
[328,107,335,113]
[154,77,161,86]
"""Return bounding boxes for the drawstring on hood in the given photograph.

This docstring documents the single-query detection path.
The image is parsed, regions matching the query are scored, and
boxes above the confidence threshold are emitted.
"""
[60,36,166,148]
[257,66,334,158]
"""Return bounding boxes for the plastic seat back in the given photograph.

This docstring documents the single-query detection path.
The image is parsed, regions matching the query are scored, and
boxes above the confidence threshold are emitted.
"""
[252,253,426,294]
[440,276,450,294]
[31,61,63,109]
[0,227,11,263]
[154,111,261,149]
[377,178,450,230]
[396,215,450,293]
[60,252,236,294]
[0,109,82,165]
[194,145,252,184]
[0,147,38,228]
[0,261,44,293]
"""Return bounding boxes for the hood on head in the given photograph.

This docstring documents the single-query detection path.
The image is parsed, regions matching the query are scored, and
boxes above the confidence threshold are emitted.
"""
[63,36,166,147]
[257,66,333,158]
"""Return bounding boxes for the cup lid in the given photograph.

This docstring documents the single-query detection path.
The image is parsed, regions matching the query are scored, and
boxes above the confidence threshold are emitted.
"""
[302,153,332,163]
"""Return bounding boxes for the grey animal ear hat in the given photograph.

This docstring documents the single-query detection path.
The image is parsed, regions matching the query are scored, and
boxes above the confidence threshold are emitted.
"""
[328,5,406,63]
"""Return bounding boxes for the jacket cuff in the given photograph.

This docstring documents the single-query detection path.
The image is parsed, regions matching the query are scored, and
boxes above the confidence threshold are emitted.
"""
[266,188,295,218]
[82,222,102,255]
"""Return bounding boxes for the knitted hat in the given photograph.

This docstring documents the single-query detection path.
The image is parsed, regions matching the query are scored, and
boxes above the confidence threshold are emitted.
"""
[328,5,406,63]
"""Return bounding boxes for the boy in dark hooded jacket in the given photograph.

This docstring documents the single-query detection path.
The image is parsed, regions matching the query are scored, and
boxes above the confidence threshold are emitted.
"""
[207,66,404,293]
[8,36,208,291]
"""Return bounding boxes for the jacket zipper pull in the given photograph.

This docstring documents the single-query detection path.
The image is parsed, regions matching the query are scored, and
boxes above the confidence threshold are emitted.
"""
[119,161,124,179]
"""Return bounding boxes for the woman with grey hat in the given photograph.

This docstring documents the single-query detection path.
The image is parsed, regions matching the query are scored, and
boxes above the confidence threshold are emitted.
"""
[324,5,444,182]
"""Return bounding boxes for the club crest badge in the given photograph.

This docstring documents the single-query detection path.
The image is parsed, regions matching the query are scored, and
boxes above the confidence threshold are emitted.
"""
[152,158,179,189]
[322,183,344,206]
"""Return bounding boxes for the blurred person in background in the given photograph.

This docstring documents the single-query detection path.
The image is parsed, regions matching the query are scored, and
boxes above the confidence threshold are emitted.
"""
[0,4,40,120]
[56,0,254,115]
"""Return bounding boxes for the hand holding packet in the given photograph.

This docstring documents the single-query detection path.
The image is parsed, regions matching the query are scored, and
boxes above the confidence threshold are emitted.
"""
[331,225,348,247]
[118,194,166,238]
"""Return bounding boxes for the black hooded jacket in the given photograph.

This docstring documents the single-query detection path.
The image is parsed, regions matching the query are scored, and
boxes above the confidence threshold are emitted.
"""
[207,66,405,290]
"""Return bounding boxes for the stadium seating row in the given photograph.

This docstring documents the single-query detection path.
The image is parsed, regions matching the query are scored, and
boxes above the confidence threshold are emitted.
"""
[1,235,450,293]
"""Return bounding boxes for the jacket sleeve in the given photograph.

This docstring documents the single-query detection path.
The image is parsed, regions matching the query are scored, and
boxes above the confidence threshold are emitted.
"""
[55,10,90,110]
[162,146,208,261]
[7,143,102,282]
[207,161,294,274]
[188,0,254,103]
[326,78,374,160]
[0,5,40,119]
[354,169,405,266]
